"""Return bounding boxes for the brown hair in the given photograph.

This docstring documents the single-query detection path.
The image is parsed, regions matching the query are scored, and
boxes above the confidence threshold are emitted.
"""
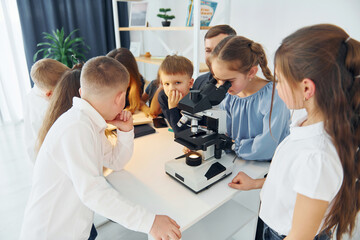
[80,56,129,95]
[107,48,144,112]
[210,36,274,81]
[204,24,237,40]
[30,58,69,90]
[158,55,193,81]
[274,24,360,239]
[36,65,82,152]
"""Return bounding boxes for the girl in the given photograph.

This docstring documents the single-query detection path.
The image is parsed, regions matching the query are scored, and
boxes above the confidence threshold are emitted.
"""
[229,24,360,240]
[36,64,82,153]
[210,36,290,161]
[107,48,150,115]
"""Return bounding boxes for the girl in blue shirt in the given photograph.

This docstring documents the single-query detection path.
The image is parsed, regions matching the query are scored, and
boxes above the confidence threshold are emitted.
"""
[210,36,290,161]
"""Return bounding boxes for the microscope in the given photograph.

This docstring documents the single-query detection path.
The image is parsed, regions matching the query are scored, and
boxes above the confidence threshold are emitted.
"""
[165,79,235,193]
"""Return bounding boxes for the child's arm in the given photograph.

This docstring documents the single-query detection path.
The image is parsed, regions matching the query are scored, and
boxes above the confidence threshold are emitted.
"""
[158,90,187,133]
[104,110,134,170]
[149,86,163,118]
[232,97,289,161]
[285,193,328,240]
[228,171,265,190]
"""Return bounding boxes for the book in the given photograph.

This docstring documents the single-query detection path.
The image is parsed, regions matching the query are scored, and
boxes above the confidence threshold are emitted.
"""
[186,0,218,27]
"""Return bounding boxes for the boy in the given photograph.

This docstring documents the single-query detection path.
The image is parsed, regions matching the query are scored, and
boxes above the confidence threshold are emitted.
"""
[157,55,194,133]
[193,24,236,90]
[20,56,181,240]
[23,58,69,163]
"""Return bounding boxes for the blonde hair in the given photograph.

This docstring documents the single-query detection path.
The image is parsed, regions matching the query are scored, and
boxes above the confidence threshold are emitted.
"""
[80,56,129,95]
[107,48,143,112]
[158,55,193,80]
[30,58,69,90]
[36,66,82,152]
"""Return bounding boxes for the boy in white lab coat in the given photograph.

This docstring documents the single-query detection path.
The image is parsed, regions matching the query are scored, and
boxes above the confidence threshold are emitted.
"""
[20,56,181,240]
[23,58,69,163]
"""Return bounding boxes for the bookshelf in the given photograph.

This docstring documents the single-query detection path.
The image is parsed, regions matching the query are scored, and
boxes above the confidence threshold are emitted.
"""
[112,0,206,78]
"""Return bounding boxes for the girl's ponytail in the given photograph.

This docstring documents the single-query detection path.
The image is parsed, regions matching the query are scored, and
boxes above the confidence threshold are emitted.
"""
[250,42,274,81]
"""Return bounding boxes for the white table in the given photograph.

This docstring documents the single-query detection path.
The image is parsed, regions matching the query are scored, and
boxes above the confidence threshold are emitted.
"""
[106,128,270,239]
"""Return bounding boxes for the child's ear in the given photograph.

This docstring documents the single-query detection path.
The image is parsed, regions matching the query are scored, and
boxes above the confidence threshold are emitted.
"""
[248,66,258,79]
[301,78,316,100]
[79,88,82,97]
[115,90,126,106]
[189,78,194,88]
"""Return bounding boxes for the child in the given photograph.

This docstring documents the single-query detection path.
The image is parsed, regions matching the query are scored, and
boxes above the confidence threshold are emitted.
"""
[210,36,290,161]
[107,48,150,115]
[193,24,237,90]
[229,24,359,240]
[157,55,194,133]
[20,56,181,240]
[142,76,162,118]
[23,58,69,163]
[35,64,82,153]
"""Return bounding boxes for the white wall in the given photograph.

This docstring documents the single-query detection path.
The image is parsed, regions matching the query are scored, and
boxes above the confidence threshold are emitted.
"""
[129,0,360,81]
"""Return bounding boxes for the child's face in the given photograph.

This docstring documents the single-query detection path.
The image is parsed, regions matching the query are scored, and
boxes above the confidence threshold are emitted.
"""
[275,70,303,109]
[211,59,250,95]
[161,72,194,98]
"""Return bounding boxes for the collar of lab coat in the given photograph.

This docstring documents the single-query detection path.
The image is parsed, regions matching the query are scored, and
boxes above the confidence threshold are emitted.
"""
[72,97,108,133]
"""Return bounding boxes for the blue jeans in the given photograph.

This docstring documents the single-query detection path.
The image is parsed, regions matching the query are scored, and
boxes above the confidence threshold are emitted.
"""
[262,222,331,240]
[88,224,98,240]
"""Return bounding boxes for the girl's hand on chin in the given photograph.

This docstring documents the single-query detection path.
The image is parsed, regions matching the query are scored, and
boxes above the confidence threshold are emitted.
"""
[106,110,134,132]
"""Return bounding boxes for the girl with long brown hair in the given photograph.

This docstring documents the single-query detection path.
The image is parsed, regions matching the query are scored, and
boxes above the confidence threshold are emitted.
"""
[107,48,150,115]
[36,65,82,153]
[210,36,290,161]
[229,24,359,240]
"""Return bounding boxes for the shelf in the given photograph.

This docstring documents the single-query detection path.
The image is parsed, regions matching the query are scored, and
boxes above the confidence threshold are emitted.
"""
[119,26,211,31]
[135,55,209,72]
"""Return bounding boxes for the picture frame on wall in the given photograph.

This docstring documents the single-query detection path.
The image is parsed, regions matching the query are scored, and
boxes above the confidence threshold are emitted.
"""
[129,1,148,27]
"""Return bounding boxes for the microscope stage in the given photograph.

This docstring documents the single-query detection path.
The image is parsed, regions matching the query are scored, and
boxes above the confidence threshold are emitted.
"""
[165,154,236,193]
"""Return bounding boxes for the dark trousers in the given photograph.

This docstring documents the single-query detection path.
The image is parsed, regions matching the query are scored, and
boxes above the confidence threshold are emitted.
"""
[262,221,331,240]
[88,224,98,240]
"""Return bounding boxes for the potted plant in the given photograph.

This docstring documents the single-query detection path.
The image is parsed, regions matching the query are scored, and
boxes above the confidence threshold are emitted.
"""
[33,28,90,68]
[157,8,175,27]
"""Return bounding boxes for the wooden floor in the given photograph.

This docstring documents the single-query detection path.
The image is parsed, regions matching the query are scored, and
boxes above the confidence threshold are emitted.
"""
[0,121,359,240]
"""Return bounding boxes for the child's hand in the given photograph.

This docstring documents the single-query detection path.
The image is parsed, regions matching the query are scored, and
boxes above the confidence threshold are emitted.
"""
[183,147,191,154]
[149,215,181,240]
[106,110,133,132]
[168,90,183,109]
[228,171,257,190]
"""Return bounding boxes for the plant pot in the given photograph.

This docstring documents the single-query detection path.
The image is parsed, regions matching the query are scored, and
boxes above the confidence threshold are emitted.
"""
[162,21,171,27]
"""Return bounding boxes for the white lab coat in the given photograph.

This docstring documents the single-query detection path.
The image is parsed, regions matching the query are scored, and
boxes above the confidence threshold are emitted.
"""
[20,97,155,240]
[23,85,49,164]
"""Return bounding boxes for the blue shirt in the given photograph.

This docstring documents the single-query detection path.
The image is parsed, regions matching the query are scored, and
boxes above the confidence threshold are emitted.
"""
[220,81,290,161]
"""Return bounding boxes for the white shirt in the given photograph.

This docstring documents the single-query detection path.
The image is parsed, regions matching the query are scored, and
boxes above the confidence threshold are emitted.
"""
[23,85,49,164]
[259,116,343,236]
[20,97,155,240]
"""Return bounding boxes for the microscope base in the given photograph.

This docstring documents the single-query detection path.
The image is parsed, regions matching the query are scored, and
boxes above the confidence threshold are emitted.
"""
[165,154,236,194]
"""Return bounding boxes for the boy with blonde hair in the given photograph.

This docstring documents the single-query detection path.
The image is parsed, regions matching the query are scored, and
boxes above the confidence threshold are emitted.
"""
[24,58,69,163]
[157,55,194,133]
[20,56,181,240]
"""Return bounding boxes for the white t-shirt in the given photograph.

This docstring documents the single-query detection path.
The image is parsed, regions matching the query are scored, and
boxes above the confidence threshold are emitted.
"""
[23,85,49,164]
[259,116,343,236]
[20,97,155,240]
